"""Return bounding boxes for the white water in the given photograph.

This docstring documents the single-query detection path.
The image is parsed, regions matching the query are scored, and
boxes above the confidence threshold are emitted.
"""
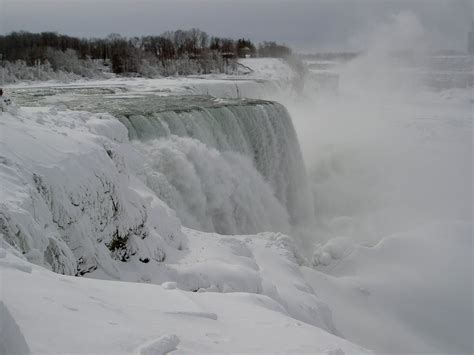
[139,136,291,235]
[119,101,314,235]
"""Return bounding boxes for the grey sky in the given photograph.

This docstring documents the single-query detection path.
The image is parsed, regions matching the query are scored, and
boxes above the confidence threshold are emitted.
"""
[1,0,472,52]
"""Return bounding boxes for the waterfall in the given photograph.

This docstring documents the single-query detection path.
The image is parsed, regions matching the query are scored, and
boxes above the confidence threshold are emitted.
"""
[139,136,291,235]
[116,98,314,235]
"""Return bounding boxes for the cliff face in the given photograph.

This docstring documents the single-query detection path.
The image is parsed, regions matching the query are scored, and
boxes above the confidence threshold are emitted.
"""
[0,108,184,277]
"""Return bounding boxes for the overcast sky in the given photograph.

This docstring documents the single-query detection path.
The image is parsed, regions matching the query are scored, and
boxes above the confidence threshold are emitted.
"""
[0,0,472,52]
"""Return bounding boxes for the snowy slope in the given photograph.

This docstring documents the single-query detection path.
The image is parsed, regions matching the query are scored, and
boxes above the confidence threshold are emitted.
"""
[0,249,370,354]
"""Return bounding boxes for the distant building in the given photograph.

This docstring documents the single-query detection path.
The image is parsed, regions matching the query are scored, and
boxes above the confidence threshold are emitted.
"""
[469,22,474,54]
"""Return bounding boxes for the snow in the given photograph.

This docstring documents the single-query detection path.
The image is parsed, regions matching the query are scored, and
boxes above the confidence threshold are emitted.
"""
[5,57,297,102]
[0,301,31,355]
[0,107,185,277]
[0,102,368,353]
[0,248,369,354]
[137,334,180,355]
[1,52,472,354]
[239,58,298,82]
[312,237,356,267]
[172,229,337,333]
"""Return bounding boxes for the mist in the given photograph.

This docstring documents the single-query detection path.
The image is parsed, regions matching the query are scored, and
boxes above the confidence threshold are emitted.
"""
[286,12,472,246]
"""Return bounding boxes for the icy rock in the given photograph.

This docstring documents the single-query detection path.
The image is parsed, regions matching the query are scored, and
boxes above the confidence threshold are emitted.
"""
[313,237,355,267]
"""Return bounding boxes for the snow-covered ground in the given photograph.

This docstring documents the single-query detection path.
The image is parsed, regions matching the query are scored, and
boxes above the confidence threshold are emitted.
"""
[1,248,368,354]
[1,52,472,354]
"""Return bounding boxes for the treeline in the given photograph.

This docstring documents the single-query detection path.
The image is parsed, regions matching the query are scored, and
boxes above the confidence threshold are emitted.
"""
[0,30,293,78]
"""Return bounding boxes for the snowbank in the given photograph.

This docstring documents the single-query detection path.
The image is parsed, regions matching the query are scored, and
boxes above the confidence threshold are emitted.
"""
[0,248,369,354]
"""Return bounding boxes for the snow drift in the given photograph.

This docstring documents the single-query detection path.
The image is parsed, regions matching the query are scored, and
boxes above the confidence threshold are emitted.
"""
[0,245,370,354]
